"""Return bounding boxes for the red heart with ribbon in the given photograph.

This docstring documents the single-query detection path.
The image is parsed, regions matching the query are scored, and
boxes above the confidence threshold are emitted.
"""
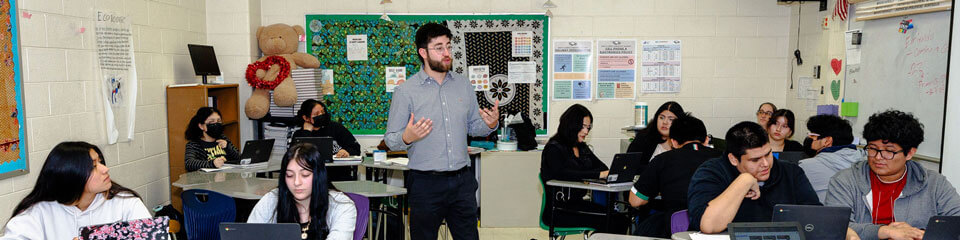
[245,56,290,90]
[831,58,842,75]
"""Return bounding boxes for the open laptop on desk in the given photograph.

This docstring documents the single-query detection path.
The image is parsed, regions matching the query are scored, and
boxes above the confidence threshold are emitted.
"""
[774,151,808,165]
[220,223,300,240]
[772,204,850,240]
[226,139,275,165]
[292,136,334,163]
[924,216,960,239]
[583,152,644,185]
[728,222,806,240]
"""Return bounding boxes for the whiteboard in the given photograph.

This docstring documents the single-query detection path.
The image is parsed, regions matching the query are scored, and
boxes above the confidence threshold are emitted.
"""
[844,11,949,158]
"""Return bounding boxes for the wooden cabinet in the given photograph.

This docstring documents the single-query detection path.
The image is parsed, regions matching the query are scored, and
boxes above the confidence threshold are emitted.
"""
[165,84,239,210]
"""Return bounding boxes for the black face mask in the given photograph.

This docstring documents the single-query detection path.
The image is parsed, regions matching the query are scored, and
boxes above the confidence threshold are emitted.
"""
[312,114,330,128]
[205,123,224,138]
[802,137,817,157]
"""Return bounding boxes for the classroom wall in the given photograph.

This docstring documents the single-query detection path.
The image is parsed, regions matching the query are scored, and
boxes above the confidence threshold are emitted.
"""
[0,0,206,227]
[249,0,795,163]
[784,1,834,139]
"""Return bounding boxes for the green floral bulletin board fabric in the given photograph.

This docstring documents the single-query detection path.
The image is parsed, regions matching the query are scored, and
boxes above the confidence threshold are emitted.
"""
[305,15,549,135]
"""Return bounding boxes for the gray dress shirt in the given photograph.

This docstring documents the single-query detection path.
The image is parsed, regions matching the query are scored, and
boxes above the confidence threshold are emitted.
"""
[385,69,497,171]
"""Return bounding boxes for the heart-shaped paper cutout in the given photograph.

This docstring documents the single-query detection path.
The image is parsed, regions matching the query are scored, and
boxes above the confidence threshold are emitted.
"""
[831,80,841,100]
[831,58,842,75]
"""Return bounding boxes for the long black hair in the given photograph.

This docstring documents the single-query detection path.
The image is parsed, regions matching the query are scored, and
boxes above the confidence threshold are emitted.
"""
[295,99,328,128]
[276,143,339,240]
[11,141,140,218]
[766,109,796,139]
[548,104,593,148]
[185,107,221,141]
[642,101,686,143]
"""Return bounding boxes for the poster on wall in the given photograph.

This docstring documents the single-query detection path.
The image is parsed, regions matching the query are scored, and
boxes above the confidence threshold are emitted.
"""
[597,39,637,99]
[0,0,28,179]
[552,40,593,101]
[95,11,138,144]
[640,40,682,93]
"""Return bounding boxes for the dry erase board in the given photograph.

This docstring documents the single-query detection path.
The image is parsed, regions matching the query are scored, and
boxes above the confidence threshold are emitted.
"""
[305,14,549,135]
[844,11,949,158]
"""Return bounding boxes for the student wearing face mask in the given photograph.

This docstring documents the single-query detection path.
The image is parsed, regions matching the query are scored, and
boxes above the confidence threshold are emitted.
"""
[183,107,241,171]
[292,99,360,158]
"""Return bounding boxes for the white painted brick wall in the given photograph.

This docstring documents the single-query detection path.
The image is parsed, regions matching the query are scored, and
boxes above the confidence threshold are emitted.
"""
[0,0,205,227]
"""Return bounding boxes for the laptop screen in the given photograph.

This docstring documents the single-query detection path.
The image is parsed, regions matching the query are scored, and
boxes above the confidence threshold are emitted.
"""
[732,226,803,240]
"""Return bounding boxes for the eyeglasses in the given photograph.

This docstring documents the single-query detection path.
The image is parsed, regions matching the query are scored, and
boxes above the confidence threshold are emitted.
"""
[866,147,904,160]
[427,45,453,53]
[771,122,790,131]
[757,110,773,116]
[807,133,820,140]
[658,115,676,123]
[582,124,592,131]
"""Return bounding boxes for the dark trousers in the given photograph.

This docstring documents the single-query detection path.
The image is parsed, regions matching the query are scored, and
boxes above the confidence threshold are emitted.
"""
[407,167,479,240]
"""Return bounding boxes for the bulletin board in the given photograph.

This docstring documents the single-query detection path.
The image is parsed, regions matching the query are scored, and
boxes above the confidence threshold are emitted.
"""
[0,0,28,179]
[305,14,549,135]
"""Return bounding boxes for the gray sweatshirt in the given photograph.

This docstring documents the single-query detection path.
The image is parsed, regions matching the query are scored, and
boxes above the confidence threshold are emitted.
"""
[825,160,960,240]
[798,148,864,202]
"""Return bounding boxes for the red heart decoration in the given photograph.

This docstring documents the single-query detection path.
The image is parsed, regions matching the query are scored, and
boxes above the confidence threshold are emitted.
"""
[831,58,842,75]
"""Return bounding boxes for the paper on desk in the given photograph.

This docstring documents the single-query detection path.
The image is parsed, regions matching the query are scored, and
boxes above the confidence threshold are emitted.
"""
[200,166,231,172]
[385,157,409,165]
[690,232,729,240]
[333,156,362,161]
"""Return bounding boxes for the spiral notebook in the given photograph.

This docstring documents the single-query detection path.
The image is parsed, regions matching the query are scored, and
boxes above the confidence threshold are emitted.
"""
[78,216,170,240]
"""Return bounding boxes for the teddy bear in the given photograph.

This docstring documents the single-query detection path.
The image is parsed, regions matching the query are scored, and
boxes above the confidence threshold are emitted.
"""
[244,23,321,119]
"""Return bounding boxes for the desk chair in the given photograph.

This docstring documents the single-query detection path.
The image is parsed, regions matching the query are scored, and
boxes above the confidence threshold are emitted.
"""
[539,176,594,240]
[344,192,369,240]
[670,210,688,234]
[182,189,236,240]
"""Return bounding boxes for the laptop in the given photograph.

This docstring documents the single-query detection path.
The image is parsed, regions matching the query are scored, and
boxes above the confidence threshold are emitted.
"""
[219,223,300,240]
[772,204,851,240]
[292,136,334,163]
[227,139,275,165]
[79,216,169,240]
[775,151,809,165]
[583,152,645,184]
[923,216,960,239]
[728,221,806,240]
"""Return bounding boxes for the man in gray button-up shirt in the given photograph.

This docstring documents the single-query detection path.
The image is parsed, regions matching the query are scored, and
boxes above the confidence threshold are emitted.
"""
[384,23,498,240]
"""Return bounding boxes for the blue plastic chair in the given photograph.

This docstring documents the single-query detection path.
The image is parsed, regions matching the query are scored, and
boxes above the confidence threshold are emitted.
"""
[182,189,236,240]
[344,192,369,240]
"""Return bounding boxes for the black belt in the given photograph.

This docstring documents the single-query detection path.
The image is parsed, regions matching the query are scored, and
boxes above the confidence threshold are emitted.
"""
[411,167,469,176]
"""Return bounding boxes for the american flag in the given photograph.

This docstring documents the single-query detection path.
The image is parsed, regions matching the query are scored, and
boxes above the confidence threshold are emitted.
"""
[834,0,849,21]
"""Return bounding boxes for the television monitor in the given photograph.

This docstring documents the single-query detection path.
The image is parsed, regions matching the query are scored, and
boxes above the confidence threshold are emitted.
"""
[187,44,221,84]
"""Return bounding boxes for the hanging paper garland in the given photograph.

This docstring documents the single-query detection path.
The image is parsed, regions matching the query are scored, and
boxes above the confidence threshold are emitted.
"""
[245,56,291,90]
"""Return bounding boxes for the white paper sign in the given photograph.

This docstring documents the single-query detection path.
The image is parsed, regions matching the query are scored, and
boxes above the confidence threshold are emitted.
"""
[95,10,138,144]
[385,66,406,92]
[508,61,536,83]
[321,69,334,95]
[347,35,368,61]
[469,65,490,91]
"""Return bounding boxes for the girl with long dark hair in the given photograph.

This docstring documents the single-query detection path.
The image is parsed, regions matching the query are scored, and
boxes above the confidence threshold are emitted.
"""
[247,143,356,240]
[184,107,240,171]
[292,99,361,181]
[627,101,686,163]
[3,142,151,239]
[539,104,626,233]
[766,109,802,152]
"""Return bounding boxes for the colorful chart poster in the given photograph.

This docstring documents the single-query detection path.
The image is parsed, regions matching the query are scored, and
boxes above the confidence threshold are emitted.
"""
[597,39,637,99]
[469,65,490,91]
[640,40,682,93]
[512,31,533,57]
[385,66,405,92]
[553,40,593,101]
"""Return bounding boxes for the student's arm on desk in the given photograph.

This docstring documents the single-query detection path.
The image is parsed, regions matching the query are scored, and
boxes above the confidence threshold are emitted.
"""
[629,156,662,207]
[699,173,759,233]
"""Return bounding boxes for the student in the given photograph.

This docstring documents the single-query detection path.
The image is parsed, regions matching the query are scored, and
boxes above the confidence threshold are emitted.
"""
[629,115,721,237]
[825,110,960,240]
[293,99,362,181]
[2,142,152,239]
[796,114,861,202]
[766,109,802,152]
[184,107,240,171]
[248,143,357,240]
[627,101,686,163]
[756,102,777,128]
[540,104,628,233]
[292,99,361,157]
[687,121,820,233]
